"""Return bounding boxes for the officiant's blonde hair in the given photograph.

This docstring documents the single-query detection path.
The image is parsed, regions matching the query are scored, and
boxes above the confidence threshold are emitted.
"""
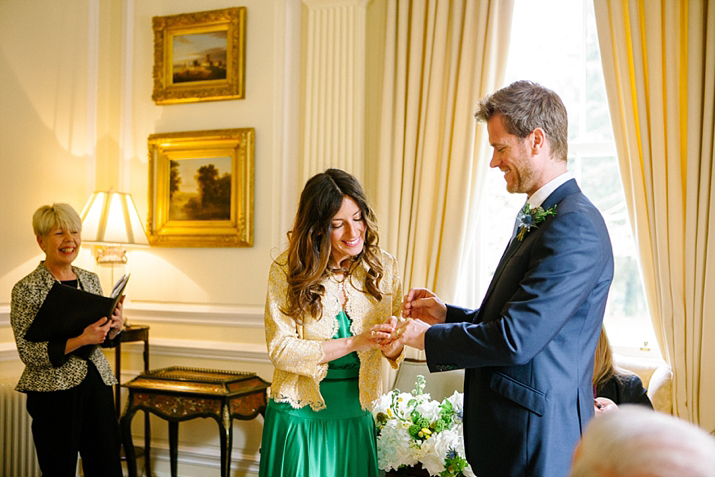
[32,203,82,237]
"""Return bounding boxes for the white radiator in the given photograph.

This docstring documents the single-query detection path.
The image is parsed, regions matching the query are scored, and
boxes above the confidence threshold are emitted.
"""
[0,381,40,477]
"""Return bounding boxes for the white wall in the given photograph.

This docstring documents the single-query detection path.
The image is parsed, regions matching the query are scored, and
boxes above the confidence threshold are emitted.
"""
[0,1,302,475]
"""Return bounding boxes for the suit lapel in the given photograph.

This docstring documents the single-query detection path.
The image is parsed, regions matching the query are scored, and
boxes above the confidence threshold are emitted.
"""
[476,179,581,318]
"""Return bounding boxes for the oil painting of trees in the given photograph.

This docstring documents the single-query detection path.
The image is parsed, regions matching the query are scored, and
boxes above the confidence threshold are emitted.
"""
[169,157,231,221]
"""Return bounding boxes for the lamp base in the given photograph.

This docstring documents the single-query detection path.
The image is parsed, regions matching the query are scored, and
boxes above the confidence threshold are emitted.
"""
[95,245,127,264]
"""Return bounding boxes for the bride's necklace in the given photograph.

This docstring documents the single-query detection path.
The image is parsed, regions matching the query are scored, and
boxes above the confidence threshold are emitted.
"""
[328,267,352,308]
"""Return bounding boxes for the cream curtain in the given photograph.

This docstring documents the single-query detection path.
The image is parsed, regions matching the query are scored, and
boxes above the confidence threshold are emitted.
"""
[593,0,715,429]
[375,0,513,381]
[376,0,514,299]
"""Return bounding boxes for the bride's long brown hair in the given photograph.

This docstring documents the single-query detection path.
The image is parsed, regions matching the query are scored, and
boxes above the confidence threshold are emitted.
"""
[280,169,383,322]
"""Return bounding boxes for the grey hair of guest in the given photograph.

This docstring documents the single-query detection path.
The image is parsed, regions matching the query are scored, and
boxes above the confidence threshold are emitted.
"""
[570,405,715,477]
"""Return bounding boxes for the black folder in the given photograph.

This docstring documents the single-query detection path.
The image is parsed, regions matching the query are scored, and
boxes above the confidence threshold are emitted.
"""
[24,274,130,342]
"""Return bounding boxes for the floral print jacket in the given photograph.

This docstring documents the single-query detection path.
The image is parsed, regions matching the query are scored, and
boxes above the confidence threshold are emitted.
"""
[11,263,117,392]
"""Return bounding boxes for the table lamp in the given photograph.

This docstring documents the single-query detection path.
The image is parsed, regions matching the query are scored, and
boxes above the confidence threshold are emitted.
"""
[80,190,149,264]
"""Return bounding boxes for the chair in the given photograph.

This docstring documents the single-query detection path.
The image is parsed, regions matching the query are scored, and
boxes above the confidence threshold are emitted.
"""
[614,354,673,414]
[392,358,464,402]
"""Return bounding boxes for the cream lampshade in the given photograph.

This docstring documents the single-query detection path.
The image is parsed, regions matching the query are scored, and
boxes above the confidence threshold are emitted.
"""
[80,190,149,264]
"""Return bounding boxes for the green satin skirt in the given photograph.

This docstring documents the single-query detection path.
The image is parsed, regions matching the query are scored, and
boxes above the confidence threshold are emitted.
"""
[259,312,378,477]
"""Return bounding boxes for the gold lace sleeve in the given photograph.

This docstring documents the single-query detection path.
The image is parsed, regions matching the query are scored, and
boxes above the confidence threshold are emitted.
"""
[264,258,328,381]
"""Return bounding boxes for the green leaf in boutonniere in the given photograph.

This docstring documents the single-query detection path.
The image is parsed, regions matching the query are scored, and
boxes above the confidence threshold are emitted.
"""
[516,204,557,241]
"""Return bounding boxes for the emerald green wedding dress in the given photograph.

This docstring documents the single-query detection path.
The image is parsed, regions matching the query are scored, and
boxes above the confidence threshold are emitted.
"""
[258,310,379,476]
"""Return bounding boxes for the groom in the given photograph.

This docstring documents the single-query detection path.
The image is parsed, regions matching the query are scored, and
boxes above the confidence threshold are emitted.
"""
[394,81,614,477]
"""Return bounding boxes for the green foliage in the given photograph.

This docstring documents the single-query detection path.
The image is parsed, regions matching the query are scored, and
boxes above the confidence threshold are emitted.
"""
[516,204,558,241]
[441,451,469,477]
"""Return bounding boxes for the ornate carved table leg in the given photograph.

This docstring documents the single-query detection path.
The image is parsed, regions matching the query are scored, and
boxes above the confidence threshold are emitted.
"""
[144,410,152,477]
[120,402,139,477]
[219,405,233,477]
[169,420,179,477]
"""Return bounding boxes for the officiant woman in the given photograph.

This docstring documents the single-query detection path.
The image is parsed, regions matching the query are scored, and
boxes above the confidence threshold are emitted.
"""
[10,203,124,477]
[259,168,404,477]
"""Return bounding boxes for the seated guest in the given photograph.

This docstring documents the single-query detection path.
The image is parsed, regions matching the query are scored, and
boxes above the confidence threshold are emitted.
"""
[593,327,652,412]
[570,405,715,477]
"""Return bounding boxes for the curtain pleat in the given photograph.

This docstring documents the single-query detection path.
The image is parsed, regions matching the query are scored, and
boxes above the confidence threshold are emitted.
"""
[376,0,514,375]
[594,0,715,429]
[376,0,513,298]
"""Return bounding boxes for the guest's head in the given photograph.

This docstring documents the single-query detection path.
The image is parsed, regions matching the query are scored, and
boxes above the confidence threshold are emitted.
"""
[475,80,568,162]
[570,405,715,477]
[33,203,82,268]
[283,169,383,320]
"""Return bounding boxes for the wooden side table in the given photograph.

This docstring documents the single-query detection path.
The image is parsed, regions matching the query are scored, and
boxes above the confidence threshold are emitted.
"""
[120,366,270,477]
[114,324,150,414]
[112,324,151,477]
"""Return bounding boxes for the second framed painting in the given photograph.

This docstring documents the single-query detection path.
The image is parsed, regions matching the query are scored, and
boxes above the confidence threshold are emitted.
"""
[147,129,254,247]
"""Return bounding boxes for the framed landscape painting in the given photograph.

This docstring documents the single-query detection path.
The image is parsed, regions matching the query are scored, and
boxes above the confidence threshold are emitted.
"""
[152,7,246,105]
[147,129,254,246]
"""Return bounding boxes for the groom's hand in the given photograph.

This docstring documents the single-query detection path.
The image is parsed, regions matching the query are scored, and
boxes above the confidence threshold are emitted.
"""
[401,288,447,325]
[392,318,430,350]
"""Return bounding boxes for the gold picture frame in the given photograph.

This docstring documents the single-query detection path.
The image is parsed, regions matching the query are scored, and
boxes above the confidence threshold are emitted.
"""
[147,129,254,247]
[152,7,246,105]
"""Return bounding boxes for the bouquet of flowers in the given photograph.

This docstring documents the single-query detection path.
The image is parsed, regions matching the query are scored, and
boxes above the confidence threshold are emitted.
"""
[372,375,475,477]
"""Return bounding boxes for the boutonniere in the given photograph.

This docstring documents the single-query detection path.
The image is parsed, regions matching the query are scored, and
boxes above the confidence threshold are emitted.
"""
[516,204,557,241]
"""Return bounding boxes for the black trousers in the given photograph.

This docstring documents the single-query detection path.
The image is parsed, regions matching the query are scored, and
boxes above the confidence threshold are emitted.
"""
[26,361,122,477]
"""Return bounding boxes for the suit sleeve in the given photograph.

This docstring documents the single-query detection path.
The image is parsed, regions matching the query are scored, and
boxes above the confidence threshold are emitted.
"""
[445,304,479,323]
[425,207,611,370]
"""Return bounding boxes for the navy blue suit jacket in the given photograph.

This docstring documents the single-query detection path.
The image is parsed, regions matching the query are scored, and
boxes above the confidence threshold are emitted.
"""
[424,179,614,477]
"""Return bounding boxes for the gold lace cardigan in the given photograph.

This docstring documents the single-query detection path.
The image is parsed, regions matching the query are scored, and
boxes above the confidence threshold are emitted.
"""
[265,249,404,411]
[11,263,117,392]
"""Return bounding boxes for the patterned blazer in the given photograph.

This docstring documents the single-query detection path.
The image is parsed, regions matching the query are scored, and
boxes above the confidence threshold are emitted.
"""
[11,263,117,392]
[264,249,403,411]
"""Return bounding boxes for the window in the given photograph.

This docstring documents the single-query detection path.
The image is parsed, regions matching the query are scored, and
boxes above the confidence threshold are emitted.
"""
[456,0,658,357]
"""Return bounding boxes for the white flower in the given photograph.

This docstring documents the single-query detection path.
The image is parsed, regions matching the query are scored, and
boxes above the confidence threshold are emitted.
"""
[372,376,472,477]
[414,397,441,422]
[377,422,420,470]
[419,433,446,475]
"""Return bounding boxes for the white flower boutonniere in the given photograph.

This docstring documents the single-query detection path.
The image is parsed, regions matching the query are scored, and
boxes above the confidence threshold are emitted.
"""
[516,204,557,241]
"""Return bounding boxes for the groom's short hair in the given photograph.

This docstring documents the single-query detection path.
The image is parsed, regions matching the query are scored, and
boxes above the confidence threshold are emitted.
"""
[475,80,568,162]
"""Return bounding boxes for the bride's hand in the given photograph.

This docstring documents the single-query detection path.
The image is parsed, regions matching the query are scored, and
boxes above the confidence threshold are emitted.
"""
[351,322,395,351]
